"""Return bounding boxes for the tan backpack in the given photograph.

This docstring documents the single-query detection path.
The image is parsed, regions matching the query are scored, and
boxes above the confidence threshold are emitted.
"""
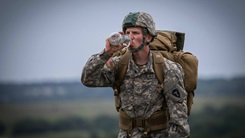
[113,30,198,116]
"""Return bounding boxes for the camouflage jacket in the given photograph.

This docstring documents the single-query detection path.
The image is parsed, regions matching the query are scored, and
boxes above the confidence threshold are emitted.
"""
[82,50,190,138]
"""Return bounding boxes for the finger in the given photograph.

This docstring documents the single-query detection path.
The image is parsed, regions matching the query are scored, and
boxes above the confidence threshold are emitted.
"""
[105,38,110,46]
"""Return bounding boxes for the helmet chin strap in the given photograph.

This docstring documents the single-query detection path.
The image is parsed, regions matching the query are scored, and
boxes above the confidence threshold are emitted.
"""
[128,37,146,53]
[128,43,144,53]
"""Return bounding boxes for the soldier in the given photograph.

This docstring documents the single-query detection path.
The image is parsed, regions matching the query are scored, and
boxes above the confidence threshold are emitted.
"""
[81,12,190,138]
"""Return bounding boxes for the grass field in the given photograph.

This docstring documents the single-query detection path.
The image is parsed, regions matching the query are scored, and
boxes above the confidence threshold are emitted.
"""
[1,96,244,120]
[0,99,117,122]
[0,96,245,138]
[0,99,118,138]
[191,96,245,112]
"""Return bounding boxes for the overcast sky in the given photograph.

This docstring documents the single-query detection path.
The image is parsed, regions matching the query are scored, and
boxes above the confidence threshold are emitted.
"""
[0,0,245,83]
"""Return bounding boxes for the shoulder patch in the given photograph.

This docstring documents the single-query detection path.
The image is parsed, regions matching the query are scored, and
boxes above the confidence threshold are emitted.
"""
[164,78,187,102]
[172,88,180,98]
[106,58,115,69]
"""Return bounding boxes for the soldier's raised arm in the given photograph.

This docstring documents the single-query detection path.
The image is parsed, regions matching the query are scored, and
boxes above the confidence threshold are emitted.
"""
[81,38,125,87]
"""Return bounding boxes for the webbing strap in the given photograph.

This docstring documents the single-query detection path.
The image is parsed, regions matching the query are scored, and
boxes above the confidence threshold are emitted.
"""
[152,51,165,85]
[114,50,131,112]
[119,109,169,137]
[117,49,131,82]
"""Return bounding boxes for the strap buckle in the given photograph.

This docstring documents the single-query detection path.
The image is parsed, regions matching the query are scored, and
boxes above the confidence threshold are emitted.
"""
[132,118,145,128]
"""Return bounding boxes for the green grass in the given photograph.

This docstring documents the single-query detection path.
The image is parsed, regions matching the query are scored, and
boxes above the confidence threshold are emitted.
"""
[1,96,244,126]
[0,99,117,123]
[0,96,245,138]
[0,99,118,137]
[1,96,243,122]
[191,96,245,113]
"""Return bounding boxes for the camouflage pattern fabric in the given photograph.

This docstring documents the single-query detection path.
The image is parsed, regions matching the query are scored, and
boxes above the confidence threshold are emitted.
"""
[82,50,190,138]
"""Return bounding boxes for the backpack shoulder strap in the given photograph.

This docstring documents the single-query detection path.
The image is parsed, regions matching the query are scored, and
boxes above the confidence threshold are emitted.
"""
[116,49,131,84]
[152,51,165,85]
[114,49,131,112]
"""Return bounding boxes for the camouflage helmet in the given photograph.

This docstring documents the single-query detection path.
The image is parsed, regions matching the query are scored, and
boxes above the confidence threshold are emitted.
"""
[122,12,156,37]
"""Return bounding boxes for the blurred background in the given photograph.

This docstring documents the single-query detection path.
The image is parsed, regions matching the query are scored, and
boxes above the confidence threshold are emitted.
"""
[0,0,245,138]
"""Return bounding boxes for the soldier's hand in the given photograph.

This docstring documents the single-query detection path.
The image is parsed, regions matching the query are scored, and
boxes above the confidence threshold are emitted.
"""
[104,38,125,55]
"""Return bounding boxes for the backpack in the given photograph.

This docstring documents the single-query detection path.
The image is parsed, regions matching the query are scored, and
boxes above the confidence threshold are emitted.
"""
[113,30,198,116]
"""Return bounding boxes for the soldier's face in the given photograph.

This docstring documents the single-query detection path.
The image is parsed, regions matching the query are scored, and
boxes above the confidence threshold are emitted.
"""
[125,27,143,48]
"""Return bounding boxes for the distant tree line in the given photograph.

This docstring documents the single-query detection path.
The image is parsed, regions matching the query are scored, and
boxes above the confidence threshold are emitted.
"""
[1,77,245,104]
[196,77,245,96]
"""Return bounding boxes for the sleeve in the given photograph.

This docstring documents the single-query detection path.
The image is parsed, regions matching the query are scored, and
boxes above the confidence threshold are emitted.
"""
[163,61,190,138]
[81,49,118,87]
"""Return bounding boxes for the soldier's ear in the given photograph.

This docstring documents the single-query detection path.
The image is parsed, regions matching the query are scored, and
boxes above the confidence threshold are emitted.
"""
[146,34,153,43]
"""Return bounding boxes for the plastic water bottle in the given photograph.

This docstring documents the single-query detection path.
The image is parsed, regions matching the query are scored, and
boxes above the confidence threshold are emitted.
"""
[109,32,131,46]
